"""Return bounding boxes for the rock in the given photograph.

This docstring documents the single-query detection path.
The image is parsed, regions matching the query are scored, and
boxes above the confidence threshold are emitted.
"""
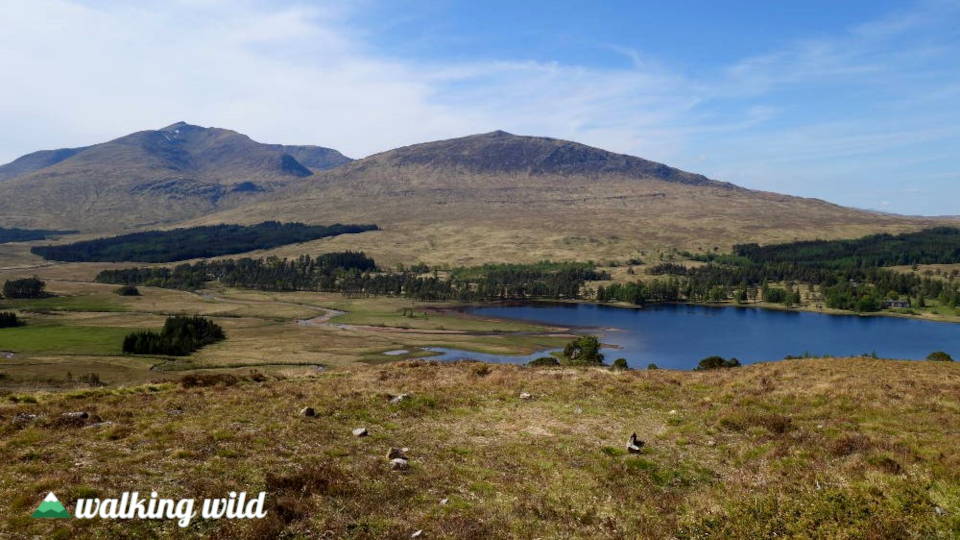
[935,506,946,516]
[627,433,645,454]
[352,427,369,437]
[519,392,533,400]
[706,439,716,447]
[83,420,115,429]
[62,411,90,419]
[440,498,449,505]
[668,409,678,415]
[13,413,38,423]
[387,447,409,460]
[299,407,316,417]
[390,458,409,471]
[389,393,412,404]
[411,530,423,538]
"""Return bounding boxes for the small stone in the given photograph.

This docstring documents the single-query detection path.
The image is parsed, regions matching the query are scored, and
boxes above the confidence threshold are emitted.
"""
[439,498,449,505]
[668,409,678,415]
[519,392,533,400]
[706,439,716,447]
[389,393,412,404]
[627,433,645,454]
[300,407,316,417]
[352,427,369,437]
[62,411,90,419]
[390,458,409,471]
[935,506,946,516]
[411,530,423,538]
[387,447,408,460]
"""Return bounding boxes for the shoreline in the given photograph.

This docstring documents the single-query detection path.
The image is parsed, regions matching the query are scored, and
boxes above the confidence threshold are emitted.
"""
[460,297,960,325]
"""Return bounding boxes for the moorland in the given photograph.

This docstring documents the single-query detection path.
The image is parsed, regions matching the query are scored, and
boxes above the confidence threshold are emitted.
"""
[1,124,959,537]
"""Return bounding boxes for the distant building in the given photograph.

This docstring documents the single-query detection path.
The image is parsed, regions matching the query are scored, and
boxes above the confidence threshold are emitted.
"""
[884,299,910,309]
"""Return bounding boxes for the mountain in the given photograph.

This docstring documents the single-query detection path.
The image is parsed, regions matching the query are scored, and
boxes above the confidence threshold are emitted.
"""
[187,131,949,266]
[0,122,351,231]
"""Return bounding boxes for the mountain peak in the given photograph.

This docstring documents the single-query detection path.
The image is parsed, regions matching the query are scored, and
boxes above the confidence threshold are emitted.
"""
[160,121,192,131]
[372,131,726,187]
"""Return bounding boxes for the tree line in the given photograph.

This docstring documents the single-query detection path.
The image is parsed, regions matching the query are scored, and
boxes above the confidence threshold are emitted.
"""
[96,254,608,302]
[733,227,960,269]
[597,230,960,313]
[0,227,73,244]
[31,221,379,262]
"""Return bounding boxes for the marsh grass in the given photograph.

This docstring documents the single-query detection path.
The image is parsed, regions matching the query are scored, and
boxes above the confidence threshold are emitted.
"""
[0,358,957,538]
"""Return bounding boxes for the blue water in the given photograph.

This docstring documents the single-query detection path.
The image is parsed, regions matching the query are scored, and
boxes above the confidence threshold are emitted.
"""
[429,303,960,370]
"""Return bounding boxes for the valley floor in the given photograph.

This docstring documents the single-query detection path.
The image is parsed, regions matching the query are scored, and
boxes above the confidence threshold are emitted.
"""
[1,358,958,538]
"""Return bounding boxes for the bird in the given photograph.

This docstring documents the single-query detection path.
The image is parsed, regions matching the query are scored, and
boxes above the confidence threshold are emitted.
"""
[627,433,645,453]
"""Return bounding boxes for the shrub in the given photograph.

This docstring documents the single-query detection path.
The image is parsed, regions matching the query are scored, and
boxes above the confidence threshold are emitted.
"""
[562,336,605,365]
[695,356,742,371]
[927,351,954,362]
[528,357,560,367]
[647,363,659,370]
[611,358,629,370]
[114,285,141,296]
[0,311,23,328]
[2,277,47,298]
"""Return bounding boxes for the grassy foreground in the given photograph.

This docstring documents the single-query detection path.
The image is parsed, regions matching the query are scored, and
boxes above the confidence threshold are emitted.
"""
[1,358,958,538]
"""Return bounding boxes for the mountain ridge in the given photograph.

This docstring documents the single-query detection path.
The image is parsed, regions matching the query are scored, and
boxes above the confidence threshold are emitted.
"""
[0,122,352,231]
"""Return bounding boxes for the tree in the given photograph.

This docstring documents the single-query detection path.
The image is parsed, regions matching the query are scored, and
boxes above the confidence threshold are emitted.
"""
[927,351,954,362]
[3,278,46,298]
[695,356,741,370]
[562,336,605,365]
[611,358,629,370]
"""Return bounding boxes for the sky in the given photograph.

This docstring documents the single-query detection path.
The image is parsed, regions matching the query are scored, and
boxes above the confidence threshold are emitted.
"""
[0,0,958,215]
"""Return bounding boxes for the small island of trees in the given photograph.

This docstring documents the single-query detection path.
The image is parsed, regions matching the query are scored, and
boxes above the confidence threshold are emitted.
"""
[0,312,23,328]
[123,316,225,356]
[2,278,48,299]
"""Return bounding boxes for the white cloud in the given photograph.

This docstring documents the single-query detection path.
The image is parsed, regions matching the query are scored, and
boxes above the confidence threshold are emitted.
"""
[0,0,957,214]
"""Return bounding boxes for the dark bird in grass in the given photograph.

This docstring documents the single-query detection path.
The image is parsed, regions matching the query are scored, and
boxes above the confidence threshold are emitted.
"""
[627,433,645,454]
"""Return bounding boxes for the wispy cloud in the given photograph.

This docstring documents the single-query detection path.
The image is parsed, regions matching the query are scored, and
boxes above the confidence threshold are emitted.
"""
[0,0,956,214]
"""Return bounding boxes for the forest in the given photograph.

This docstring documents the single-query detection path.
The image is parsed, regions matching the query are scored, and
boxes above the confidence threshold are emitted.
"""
[733,227,960,268]
[122,316,225,356]
[96,255,607,302]
[600,229,960,312]
[0,227,73,244]
[30,221,379,262]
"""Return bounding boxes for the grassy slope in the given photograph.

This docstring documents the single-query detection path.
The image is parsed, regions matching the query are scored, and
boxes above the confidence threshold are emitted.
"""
[1,359,958,538]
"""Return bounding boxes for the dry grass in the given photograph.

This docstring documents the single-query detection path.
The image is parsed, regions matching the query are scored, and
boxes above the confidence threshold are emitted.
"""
[1,358,958,538]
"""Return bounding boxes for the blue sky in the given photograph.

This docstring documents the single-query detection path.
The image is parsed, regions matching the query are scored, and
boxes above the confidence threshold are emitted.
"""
[0,0,957,214]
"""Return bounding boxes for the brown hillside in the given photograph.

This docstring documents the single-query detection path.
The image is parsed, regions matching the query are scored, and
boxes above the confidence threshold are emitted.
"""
[189,131,946,266]
[0,122,351,232]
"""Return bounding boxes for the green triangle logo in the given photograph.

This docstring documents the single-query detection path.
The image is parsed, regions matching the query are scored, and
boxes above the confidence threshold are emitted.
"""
[31,492,71,519]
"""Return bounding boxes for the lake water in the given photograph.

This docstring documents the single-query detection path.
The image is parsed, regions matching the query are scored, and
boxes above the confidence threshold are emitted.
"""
[427,303,960,370]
